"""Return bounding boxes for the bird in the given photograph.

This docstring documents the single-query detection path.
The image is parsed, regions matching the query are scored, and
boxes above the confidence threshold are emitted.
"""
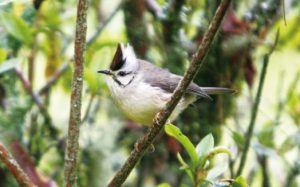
[98,43,235,125]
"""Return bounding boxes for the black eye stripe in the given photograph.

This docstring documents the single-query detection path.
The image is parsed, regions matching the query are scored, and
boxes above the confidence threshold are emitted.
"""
[113,71,136,88]
[118,71,132,76]
[118,71,126,76]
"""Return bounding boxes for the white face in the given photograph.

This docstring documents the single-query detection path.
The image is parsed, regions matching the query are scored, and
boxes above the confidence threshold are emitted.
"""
[100,43,139,88]
[110,68,136,87]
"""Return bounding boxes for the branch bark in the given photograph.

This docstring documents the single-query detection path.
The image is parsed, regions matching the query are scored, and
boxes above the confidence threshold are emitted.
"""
[108,0,231,186]
[0,142,36,187]
[63,0,88,186]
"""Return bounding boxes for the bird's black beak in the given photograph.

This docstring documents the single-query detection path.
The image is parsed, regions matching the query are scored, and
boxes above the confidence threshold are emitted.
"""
[97,69,113,76]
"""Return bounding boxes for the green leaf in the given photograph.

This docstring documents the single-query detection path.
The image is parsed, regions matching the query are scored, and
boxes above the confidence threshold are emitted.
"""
[177,152,189,168]
[278,132,300,154]
[157,183,171,187]
[256,122,275,148]
[231,131,245,150]
[0,58,18,74]
[177,153,194,182]
[207,163,228,181]
[206,146,231,160]
[164,124,199,166]
[252,143,277,158]
[0,48,7,63]
[231,176,248,187]
[0,12,33,45]
[196,133,214,158]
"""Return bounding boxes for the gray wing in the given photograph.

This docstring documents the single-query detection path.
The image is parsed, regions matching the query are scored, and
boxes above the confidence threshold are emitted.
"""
[139,60,213,99]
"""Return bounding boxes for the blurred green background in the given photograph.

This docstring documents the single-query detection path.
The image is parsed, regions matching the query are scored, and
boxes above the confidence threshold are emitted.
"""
[0,0,299,186]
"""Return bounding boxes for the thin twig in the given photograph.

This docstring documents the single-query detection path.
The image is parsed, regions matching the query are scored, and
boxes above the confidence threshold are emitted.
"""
[285,160,300,187]
[236,30,279,176]
[145,0,164,19]
[108,0,231,186]
[86,1,124,47]
[281,0,287,26]
[38,59,71,95]
[258,155,270,187]
[63,0,88,186]
[0,142,36,187]
[274,71,285,126]
[15,68,58,138]
[15,68,44,110]
[38,2,122,95]
[81,93,95,124]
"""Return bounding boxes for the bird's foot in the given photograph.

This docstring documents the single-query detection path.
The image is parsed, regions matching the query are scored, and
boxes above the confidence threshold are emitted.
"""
[134,141,142,153]
[147,144,155,154]
[134,142,155,154]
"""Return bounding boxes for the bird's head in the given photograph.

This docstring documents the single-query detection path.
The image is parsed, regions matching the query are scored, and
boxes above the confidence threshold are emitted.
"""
[98,43,139,87]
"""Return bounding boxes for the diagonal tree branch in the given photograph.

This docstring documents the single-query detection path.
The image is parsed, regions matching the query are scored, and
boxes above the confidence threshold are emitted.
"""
[107,0,232,186]
[0,142,36,187]
[63,0,88,186]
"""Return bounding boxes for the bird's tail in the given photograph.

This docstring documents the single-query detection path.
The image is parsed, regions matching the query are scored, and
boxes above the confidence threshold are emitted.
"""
[202,87,236,95]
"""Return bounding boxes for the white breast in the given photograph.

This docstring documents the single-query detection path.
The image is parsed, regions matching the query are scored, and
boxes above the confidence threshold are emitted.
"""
[106,74,196,125]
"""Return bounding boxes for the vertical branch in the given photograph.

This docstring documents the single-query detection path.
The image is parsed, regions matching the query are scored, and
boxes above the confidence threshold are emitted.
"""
[236,30,279,176]
[64,0,88,186]
[285,160,300,187]
[108,0,231,186]
[258,155,270,187]
[123,0,149,57]
[235,55,269,176]
[0,143,36,187]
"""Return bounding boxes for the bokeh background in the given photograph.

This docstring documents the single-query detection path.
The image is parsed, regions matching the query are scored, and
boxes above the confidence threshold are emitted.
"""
[0,0,299,186]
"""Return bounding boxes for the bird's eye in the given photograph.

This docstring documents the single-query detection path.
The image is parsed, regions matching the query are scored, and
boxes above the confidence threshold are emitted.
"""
[118,71,126,77]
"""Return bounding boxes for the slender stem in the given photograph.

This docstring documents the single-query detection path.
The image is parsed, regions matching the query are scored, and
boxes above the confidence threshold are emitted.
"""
[258,155,270,187]
[38,59,71,95]
[235,52,271,177]
[0,143,36,187]
[15,68,58,138]
[15,68,44,110]
[86,1,124,47]
[236,30,279,176]
[107,1,231,186]
[285,159,300,187]
[63,0,88,186]
[81,93,95,124]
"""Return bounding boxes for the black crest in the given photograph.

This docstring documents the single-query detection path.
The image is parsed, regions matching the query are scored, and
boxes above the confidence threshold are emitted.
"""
[110,43,125,71]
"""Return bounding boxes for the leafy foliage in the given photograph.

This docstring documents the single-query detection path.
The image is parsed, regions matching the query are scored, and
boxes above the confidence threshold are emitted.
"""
[0,0,299,186]
[165,124,238,186]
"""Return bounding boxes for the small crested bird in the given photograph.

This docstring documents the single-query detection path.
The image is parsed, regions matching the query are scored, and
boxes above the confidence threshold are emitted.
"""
[98,43,235,125]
